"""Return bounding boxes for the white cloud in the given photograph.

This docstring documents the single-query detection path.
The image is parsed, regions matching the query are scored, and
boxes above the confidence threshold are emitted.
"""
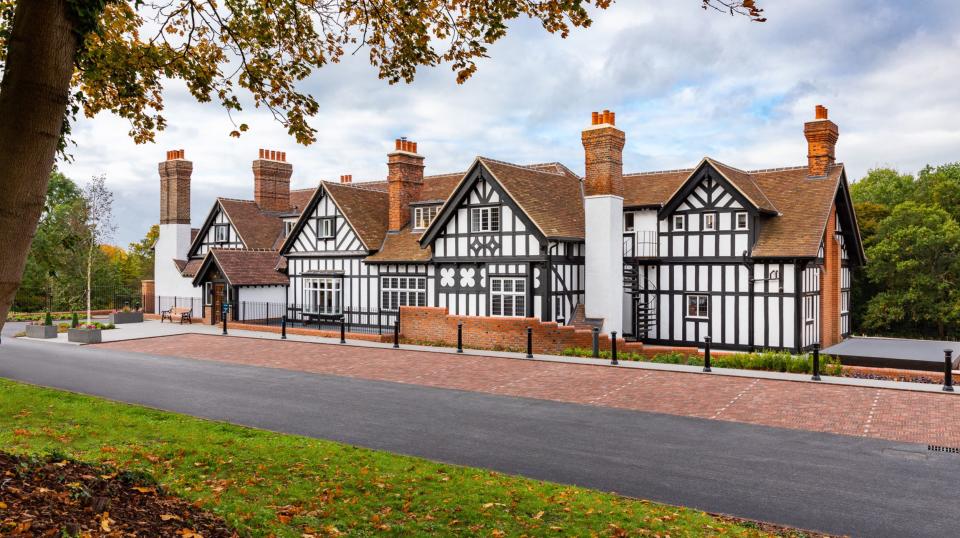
[62,0,960,245]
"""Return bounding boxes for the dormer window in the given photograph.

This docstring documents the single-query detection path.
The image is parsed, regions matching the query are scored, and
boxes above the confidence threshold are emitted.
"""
[673,215,685,231]
[735,212,749,231]
[284,219,296,237]
[214,224,228,243]
[414,205,440,230]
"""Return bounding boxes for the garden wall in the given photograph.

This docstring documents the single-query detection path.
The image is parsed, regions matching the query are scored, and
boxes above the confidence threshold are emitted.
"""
[399,306,653,355]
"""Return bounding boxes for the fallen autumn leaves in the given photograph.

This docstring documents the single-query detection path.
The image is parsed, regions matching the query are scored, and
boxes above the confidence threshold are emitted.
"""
[0,452,236,536]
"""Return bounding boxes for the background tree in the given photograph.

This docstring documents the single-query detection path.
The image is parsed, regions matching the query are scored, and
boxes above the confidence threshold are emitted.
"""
[0,0,764,330]
[77,175,116,323]
[863,202,960,338]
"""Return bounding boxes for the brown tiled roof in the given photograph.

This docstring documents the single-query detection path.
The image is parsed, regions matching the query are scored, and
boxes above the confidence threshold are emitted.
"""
[179,258,203,277]
[289,188,315,213]
[322,182,390,250]
[479,157,585,239]
[190,228,200,243]
[418,172,463,202]
[751,165,843,258]
[218,198,284,249]
[365,227,432,263]
[706,158,778,213]
[208,249,288,286]
[623,169,692,208]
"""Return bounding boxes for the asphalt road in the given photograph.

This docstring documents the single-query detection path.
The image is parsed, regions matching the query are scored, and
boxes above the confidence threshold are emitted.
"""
[1,327,956,537]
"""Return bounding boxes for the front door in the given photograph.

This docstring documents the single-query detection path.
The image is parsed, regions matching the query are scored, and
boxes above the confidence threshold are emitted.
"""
[211,283,225,324]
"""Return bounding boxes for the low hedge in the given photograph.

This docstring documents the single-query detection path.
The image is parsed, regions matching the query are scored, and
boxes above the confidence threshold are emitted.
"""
[7,313,74,322]
[561,347,842,376]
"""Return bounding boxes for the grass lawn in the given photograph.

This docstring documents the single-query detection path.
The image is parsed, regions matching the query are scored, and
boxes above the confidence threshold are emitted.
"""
[0,379,802,537]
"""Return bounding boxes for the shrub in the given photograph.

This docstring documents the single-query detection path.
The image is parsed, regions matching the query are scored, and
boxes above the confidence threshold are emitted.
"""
[43,312,53,326]
[71,312,79,328]
[560,347,840,375]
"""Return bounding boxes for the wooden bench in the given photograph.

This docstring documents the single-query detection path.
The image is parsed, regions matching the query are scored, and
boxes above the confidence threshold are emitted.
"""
[161,307,193,324]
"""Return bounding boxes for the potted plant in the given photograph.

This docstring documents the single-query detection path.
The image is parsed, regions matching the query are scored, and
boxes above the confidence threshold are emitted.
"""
[68,322,103,344]
[25,312,58,339]
[109,305,143,324]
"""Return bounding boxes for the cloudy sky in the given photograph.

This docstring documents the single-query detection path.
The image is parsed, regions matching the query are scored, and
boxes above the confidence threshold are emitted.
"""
[61,0,960,246]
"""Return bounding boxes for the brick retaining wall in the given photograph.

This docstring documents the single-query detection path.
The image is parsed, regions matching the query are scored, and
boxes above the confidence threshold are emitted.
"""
[398,306,690,356]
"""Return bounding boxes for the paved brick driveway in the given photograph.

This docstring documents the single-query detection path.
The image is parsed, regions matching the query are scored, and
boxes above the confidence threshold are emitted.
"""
[93,334,960,447]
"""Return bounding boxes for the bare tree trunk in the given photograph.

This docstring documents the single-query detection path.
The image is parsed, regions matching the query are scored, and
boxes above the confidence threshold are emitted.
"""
[86,242,93,324]
[0,1,78,334]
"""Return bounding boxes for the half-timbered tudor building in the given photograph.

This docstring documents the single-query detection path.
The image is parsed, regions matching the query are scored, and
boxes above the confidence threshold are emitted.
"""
[153,105,864,351]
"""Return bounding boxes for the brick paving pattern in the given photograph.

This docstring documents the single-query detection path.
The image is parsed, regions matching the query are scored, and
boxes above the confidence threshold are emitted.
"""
[93,334,960,447]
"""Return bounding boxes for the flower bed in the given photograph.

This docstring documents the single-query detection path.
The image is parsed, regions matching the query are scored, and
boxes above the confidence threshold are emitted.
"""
[562,347,843,376]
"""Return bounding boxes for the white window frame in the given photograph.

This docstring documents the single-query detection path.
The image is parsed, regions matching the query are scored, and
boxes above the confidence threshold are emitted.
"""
[490,276,526,317]
[317,218,335,239]
[735,212,749,231]
[204,282,213,305]
[381,276,427,311]
[673,214,685,231]
[284,220,296,237]
[303,277,341,315]
[214,224,229,243]
[413,205,440,230]
[703,212,717,231]
[685,294,709,319]
[470,206,500,233]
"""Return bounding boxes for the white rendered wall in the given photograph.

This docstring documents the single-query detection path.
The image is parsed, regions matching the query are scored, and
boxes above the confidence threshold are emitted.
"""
[633,209,657,232]
[237,286,286,304]
[154,223,201,299]
[584,195,623,335]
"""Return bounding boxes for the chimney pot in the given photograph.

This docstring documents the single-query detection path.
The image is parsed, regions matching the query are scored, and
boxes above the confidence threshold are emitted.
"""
[591,111,599,125]
[815,104,828,120]
[259,148,265,159]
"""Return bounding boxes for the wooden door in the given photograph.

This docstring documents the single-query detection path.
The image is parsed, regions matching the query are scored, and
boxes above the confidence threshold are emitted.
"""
[212,283,225,324]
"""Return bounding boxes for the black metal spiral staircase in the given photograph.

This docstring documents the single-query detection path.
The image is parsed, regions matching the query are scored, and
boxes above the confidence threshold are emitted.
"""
[623,264,656,340]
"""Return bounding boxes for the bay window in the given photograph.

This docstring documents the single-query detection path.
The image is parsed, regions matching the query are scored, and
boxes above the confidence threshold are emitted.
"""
[304,277,341,315]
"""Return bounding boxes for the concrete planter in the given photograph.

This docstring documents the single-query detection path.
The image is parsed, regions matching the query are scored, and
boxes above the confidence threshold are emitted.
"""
[109,311,143,324]
[25,324,58,339]
[68,328,102,344]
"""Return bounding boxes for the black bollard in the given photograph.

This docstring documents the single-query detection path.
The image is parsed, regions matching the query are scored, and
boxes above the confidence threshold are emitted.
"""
[944,349,954,392]
[340,317,346,344]
[221,305,228,335]
[281,315,287,340]
[610,331,618,365]
[592,327,600,358]
[703,335,712,372]
[457,322,463,353]
[393,320,400,349]
[811,344,821,381]
[526,327,533,358]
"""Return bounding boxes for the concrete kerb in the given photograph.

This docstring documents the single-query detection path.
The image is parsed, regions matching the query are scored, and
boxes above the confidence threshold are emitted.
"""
[19,319,960,396]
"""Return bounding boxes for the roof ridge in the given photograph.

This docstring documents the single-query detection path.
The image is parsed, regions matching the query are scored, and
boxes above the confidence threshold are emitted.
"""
[706,157,750,175]
[324,180,389,193]
[624,168,695,177]
[210,247,279,253]
[478,156,565,176]
[217,197,255,203]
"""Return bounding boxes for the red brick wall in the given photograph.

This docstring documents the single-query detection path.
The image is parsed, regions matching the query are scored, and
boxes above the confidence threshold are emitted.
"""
[820,205,842,347]
[399,306,651,355]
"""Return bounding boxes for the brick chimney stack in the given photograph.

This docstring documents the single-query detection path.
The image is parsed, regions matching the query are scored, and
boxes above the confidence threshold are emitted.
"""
[387,138,424,231]
[159,149,191,224]
[581,110,625,197]
[253,148,292,211]
[581,110,624,336]
[340,174,353,184]
[804,105,839,177]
